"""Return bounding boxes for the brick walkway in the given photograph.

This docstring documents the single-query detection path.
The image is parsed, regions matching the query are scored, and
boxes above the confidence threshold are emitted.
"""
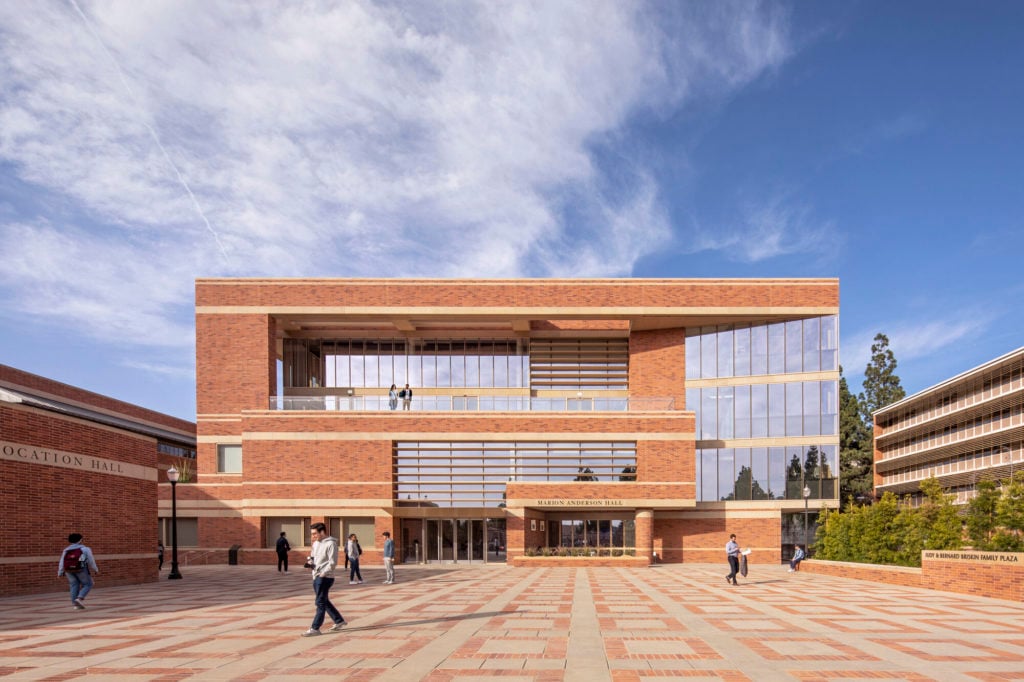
[1,563,1022,681]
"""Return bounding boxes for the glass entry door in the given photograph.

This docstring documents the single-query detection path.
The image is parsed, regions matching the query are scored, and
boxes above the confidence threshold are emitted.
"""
[402,518,505,564]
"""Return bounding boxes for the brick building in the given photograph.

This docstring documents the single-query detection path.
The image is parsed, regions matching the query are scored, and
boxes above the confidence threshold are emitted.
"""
[186,278,840,567]
[874,346,1024,505]
[0,365,196,597]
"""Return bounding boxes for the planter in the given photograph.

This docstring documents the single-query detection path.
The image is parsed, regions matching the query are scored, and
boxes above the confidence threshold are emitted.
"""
[510,555,650,568]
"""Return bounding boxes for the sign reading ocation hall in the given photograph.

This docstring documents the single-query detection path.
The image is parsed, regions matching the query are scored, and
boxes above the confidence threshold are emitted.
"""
[0,441,156,482]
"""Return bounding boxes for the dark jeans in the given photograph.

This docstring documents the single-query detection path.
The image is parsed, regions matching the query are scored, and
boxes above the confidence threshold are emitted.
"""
[790,557,802,570]
[311,577,343,630]
[349,557,362,581]
[727,555,740,583]
[277,552,289,572]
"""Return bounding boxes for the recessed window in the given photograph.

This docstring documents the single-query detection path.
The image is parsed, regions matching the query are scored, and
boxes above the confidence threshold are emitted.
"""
[218,444,242,473]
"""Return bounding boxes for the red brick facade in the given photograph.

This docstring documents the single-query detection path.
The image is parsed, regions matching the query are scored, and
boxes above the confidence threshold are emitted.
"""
[188,278,838,566]
[0,365,195,597]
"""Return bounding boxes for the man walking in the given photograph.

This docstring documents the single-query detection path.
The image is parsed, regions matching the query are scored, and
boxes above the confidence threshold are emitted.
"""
[725,533,741,585]
[276,531,291,572]
[302,523,346,636]
[400,383,413,410]
[58,533,99,609]
[382,531,395,584]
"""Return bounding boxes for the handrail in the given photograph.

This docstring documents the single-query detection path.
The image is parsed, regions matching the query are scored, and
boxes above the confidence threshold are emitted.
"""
[268,396,676,412]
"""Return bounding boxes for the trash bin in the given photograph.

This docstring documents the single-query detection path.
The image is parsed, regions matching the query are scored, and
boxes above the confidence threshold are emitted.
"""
[228,544,241,565]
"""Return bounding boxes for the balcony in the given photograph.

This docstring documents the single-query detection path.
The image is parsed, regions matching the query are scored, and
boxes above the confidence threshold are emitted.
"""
[269,395,676,412]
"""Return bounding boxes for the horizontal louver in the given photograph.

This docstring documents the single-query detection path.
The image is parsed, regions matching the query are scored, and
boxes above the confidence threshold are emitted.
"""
[530,339,628,389]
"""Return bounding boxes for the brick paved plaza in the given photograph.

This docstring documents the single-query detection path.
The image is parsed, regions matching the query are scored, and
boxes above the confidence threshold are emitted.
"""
[1,563,1022,681]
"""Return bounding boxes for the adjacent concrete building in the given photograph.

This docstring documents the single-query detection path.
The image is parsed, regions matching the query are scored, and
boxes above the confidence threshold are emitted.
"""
[184,278,840,566]
[874,346,1024,504]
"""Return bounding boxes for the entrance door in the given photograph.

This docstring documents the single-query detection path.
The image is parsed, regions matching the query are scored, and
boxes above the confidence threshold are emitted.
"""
[402,517,506,564]
[456,520,487,562]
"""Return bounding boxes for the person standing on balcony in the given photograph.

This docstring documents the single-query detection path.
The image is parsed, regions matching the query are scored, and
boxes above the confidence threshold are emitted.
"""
[400,384,413,411]
[388,384,398,410]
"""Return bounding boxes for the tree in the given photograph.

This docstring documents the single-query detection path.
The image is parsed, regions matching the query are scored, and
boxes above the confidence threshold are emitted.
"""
[619,465,637,482]
[994,471,1024,551]
[839,367,873,504]
[858,333,906,429]
[574,467,597,482]
[966,479,1000,549]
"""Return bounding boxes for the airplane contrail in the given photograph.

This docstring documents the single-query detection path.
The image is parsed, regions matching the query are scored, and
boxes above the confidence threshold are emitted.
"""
[67,0,232,267]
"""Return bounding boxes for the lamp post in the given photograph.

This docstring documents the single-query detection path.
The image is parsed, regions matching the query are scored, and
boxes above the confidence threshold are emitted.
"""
[167,466,182,579]
[802,485,811,556]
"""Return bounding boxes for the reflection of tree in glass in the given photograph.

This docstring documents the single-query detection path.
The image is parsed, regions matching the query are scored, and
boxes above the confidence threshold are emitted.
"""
[574,467,597,482]
[723,465,771,501]
[804,446,820,480]
[619,465,637,482]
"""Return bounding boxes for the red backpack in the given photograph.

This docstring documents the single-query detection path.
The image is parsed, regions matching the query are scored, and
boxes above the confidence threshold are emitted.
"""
[63,547,84,573]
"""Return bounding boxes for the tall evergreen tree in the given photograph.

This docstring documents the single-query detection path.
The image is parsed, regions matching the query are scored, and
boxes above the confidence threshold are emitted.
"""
[839,367,873,504]
[858,333,906,429]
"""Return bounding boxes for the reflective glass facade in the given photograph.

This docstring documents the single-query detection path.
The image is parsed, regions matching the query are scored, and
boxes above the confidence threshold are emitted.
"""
[686,317,840,502]
[685,316,838,379]
[695,445,837,501]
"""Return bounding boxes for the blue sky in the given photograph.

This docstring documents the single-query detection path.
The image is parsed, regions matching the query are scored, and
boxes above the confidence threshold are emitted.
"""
[1,1,1022,422]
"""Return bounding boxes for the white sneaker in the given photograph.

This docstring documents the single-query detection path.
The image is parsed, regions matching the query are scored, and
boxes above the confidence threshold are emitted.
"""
[788,568,795,573]
[349,580,357,584]
[301,628,321,637]
[328,621,347,632]
[74,598,86,608]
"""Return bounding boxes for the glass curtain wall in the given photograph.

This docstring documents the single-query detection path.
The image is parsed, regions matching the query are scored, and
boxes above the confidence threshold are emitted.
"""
[284,339,529,389]
[685,316,838,379]
[696,445,838,501]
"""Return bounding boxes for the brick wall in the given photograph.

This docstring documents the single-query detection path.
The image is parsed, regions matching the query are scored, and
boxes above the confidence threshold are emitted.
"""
[629,328,686,405]
[195,279,840,309]
[1,403,160,597]
[654,515,782,564]
[922,554,1023,601]
[798,560,923,588]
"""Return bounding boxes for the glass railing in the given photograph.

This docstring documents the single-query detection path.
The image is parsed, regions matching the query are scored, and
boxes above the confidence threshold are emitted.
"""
[269,395,675,412]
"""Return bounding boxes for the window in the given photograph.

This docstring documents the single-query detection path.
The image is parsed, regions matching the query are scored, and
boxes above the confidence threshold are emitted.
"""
[265,517,310,548]
[217,444,242,473]
[160,517,198,546]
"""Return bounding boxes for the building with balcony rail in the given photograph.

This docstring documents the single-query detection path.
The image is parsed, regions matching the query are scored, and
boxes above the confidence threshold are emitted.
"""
[873,346,1024,505]
[184,278,840,566]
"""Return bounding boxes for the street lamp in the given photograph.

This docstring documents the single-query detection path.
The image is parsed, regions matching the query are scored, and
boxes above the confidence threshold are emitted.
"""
[167,466,182,580]
[802,485,811,556]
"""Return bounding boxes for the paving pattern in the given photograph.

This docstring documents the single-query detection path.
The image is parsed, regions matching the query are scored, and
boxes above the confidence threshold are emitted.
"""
[1,563,1022,681]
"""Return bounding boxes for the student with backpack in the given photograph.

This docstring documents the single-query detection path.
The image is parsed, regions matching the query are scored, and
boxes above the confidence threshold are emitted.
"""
[58,533,99,609]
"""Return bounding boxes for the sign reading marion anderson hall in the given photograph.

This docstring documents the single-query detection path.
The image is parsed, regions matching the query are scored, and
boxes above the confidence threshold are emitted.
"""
[0,441,156,482]
[923,550,1023,564]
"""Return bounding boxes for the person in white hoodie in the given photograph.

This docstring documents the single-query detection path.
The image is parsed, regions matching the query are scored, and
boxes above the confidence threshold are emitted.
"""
[301,523,347,636]
[57,533,99,609]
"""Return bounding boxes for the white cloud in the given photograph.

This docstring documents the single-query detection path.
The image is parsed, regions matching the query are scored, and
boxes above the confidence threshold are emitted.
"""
[0,0,794,348]
[688,196,841,263]
[841,312,992,380]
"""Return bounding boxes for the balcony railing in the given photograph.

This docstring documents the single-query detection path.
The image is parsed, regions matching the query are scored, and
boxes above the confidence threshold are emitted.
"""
[269,395,676,412]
